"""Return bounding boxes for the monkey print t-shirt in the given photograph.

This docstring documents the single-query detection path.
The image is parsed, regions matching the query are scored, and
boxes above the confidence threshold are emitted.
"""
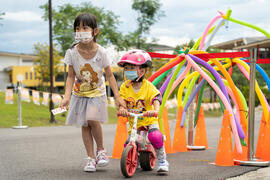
[64,44,111,97]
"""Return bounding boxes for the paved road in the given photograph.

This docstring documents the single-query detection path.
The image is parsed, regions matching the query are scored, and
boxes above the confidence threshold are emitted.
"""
[0,110,268,180]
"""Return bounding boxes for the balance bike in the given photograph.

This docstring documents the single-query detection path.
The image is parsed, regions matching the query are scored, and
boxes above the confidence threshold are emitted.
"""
[119,112,157,178]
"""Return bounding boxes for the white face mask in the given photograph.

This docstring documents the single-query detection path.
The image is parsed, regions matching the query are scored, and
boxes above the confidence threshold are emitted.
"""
[75,32,93,44]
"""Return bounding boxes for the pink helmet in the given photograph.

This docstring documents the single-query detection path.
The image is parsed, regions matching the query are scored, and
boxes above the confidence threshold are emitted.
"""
[118,49,152,67]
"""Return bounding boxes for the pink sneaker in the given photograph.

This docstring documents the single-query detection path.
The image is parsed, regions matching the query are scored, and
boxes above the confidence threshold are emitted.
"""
[84,157,96,172]
[96,149,109,167]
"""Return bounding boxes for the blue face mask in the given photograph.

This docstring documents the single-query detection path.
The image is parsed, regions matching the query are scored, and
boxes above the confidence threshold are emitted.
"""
[124,71,138,80]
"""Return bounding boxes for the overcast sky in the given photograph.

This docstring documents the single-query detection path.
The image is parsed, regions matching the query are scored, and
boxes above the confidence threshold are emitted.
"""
[0,0,270,54]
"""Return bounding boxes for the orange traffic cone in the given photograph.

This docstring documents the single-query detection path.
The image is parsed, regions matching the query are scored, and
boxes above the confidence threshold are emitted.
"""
[162,106,173,154]
[234,114,248,161]
[233,137,248,161]
[172,106,187,152]
[194,106,208,149]
[255,114,266,159]
[111,116,128,159]
[261,115,270,161]
[215,110,234,166]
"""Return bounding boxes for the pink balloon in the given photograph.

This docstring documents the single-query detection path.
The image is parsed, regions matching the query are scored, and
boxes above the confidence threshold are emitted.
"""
[226,86,241,124]
[168,62,192,98]
[199,15,222,50]
[237,63,270,111]
[185,55,242,153]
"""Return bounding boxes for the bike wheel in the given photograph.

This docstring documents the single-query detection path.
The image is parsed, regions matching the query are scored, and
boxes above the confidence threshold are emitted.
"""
[139,151,156,171]
[120,145,138,177]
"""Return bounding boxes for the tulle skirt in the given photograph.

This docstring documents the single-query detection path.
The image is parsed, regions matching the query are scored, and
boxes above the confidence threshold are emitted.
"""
[66,95,108,127]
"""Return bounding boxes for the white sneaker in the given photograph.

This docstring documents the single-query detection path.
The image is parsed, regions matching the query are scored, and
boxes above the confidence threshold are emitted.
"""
[157,159,169,173]
[84,157,96,172]
[96,149,109,167]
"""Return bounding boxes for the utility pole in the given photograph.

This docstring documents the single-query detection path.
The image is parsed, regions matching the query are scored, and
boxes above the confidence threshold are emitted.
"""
[49,0,55,123]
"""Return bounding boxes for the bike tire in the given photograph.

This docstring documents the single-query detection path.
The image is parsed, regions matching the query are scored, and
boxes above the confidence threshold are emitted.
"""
[139,151,156,171]
[120,145,138,177]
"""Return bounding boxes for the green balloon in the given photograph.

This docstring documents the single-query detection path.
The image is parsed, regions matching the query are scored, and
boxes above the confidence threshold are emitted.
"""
[158,59,186,134]
[228,17,270,39]
[152,69,171,86]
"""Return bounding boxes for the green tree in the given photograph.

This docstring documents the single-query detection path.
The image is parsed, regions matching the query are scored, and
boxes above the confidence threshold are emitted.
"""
[0,11,5,25]
[33,43,63,87]
[173,40,195,54]
[128,0,164,50]
[40,2,125,55]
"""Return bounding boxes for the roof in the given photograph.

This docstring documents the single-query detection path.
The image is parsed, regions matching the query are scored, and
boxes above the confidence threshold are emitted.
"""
[0,51,37,59]
[149,44,175,51]
[210,36,270,50]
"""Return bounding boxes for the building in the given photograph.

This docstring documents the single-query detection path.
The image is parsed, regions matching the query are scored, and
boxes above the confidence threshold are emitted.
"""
[0,51,65,90]
[210,36,270,59]
[0,43,175,92]
[148,43,175,54]
[0,51,36,89]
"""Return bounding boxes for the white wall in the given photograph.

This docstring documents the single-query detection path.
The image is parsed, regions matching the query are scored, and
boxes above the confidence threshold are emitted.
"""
[0,71,9,90]
[0,55,20,71]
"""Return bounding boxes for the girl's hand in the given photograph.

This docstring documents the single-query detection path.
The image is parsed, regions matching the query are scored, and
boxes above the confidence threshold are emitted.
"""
[60,98,70,109]
[118,106,128,117]
[115,97,126,110]
[145,110,159,117]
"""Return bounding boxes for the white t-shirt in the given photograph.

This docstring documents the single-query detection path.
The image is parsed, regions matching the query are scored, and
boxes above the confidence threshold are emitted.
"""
[64,44,111,97]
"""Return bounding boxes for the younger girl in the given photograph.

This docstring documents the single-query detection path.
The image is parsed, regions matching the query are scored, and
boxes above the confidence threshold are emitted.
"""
[60,13,125,172]
[118,50,169,173]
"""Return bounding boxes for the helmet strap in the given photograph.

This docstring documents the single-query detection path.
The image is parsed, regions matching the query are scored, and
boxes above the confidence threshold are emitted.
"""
[135,66,144,82]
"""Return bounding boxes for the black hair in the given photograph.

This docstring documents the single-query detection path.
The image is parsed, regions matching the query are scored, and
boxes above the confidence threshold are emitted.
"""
[73,13,98,42]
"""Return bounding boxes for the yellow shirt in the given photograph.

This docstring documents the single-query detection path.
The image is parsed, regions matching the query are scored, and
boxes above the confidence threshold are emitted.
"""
[120,79,160,134]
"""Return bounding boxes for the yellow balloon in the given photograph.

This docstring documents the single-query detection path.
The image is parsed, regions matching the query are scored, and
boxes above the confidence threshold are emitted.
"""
[233,58,269,123]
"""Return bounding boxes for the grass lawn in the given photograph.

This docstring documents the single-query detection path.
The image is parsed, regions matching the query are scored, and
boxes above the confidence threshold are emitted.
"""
[0,92,221,128]
[0,92,118,128]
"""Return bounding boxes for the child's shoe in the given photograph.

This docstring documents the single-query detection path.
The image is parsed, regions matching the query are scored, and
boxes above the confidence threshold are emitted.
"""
[157,159,169,173]
[84,157,96,172]
[96,149,109,167]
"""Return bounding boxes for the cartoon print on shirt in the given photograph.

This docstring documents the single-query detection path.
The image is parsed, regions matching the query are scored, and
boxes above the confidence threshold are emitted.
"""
[125,97,135,110]
[125,97,146,114]
[74,63,98,92]
[136,99,146,112]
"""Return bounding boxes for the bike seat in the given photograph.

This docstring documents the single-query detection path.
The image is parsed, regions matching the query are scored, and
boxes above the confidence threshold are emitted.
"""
[138,126,149,131]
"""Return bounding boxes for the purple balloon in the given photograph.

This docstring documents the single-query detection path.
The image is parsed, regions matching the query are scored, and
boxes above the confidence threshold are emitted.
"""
[159,69,175,95]
[160,65,186,95]
[181,79,205,127]
[188,54,245,139]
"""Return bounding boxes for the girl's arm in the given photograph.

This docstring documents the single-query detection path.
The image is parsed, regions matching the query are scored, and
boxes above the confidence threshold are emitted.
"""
[145,99,160,117]
[60,65,75,109]
[104,66,126,109]
[153,100,160,112]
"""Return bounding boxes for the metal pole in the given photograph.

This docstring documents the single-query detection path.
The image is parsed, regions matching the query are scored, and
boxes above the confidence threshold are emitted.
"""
[49,0,55,123]
[234,48,269,166]
[187,67,194,146]
[187,67,205,150]
[18,84,22,126]
[248,48,256,160]
[13,82,28,129]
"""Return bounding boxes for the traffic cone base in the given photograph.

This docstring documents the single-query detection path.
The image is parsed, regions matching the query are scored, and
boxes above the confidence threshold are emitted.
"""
[163,106,173,154]
[194,107,208,149]
[234,142,248,161]
[215,110,234,166]
[172,106,187,152]
[111,116,128,159]
[255,114,266,159]
[261,119,270,161]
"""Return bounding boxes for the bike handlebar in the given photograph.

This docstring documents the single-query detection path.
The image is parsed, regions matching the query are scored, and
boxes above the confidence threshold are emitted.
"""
[117,112,158,118]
